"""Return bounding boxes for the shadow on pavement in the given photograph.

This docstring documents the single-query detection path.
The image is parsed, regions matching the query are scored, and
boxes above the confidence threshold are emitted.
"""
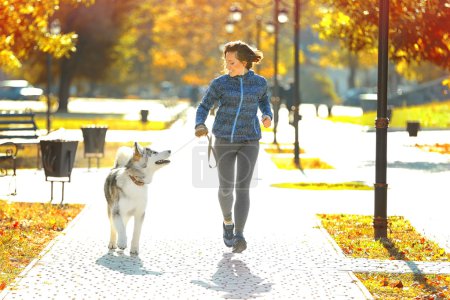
[96,251,163,276]
[362,161,450,173]
[191,252,272,299]
[388,161,450,172]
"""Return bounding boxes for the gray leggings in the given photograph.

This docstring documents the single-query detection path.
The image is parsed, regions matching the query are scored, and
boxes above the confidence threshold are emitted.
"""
[214,137,259,235]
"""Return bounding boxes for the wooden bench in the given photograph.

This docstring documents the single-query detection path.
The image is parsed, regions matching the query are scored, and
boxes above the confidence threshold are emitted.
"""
[0,110,41,173]
[0,110,39,139]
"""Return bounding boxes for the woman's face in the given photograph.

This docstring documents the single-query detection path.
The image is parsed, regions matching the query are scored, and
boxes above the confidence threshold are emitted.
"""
[225,51,247,77]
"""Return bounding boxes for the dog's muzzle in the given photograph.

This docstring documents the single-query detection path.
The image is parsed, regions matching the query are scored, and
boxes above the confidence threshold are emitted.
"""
[155,159,170,165]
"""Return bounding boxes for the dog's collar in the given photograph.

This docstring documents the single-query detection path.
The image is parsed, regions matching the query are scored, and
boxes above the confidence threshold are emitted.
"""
[129,175,145,186]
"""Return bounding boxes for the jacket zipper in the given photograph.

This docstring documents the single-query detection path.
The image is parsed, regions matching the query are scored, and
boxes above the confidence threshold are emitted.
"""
[231,77,244,143]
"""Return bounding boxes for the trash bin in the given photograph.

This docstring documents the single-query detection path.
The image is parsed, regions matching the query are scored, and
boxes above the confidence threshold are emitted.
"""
[81,125,108,170]
[406,121,420,137]
[140,110,149,123]
[40,139,78,204]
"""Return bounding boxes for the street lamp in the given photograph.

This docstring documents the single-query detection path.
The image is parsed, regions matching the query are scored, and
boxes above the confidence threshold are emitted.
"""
[277,7,289,23]
[271,0,289,144]
[374,0,390,239]
[225,19,236,34]
[229,4,243,22]
[46,19,61,134]
[292,0,301,167]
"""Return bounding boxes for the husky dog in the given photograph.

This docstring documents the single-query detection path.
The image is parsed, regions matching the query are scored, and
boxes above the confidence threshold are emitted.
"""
[104,142,171,255]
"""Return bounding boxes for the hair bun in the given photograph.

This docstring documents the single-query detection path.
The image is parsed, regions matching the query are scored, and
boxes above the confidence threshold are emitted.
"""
[252,55,261,63]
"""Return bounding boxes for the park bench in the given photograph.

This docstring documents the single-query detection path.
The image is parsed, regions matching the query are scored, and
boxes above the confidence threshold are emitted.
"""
[0,110,41,177]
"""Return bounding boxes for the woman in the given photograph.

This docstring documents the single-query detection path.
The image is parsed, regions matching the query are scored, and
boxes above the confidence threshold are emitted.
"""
[194,41,272,253]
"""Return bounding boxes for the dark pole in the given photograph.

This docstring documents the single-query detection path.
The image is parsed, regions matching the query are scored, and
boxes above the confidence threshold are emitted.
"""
[374,0,389,239]
[272,0,280,144]
[256,17,261,50]
[46,53,52,133]
[293,0,300,167]
[255,16,262,73]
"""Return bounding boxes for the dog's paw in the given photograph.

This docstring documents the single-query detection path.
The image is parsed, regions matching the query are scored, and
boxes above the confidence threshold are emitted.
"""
[117,239,127,250]
[130,248,139,256]
[108,242,117,250]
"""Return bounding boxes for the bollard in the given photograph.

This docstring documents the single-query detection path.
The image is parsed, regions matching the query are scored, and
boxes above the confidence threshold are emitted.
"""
[140,110,149,124]
[406,121,420,137]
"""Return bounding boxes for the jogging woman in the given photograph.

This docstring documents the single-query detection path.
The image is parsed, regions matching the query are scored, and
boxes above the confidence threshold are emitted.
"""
[194,40,273,253]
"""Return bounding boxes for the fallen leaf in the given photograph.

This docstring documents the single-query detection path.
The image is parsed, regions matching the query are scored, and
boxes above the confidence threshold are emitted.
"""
[391,280,403,288]
[380,278,389,286]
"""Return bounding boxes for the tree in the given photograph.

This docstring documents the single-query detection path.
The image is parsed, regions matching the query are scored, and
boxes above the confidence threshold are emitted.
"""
[110,0,237,92]
[313,0,450,71]
[54,0,140,111]
[0,0,93,72]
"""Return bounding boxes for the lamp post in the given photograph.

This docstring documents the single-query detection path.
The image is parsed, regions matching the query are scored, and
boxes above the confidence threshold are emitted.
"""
[46,19,61,134]
[270,3,288,144]
[374,0,389,239]
[293,0,301,167]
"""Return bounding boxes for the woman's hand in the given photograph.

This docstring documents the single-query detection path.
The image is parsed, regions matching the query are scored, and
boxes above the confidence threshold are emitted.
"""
[261,115,271,128]
[195,124,209,137]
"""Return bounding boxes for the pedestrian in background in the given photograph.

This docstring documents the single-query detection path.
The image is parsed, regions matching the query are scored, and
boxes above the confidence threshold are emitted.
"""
[194,40,273,253]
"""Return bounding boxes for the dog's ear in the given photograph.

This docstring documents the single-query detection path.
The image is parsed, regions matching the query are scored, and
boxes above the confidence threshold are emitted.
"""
[133,142,143,161]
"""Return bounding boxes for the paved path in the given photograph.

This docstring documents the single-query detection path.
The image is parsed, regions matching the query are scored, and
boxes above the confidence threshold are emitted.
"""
[1,107,449,299]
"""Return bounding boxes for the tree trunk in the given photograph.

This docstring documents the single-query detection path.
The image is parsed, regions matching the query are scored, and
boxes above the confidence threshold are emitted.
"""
[57,57,76,113]
[348,52,358,89]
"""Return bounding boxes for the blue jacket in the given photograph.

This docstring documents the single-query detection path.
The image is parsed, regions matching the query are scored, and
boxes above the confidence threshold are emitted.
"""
[195,70,273,143]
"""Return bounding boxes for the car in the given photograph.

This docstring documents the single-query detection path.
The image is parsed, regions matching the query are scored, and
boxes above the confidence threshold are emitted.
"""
[0,80,44,101]
[342,87,377,107]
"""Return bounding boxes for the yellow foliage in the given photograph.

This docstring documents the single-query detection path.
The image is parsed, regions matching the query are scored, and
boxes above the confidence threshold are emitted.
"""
[0,0,92,70]
[0,50,22,70]
[182,74,208,86]
[151,49,186,70]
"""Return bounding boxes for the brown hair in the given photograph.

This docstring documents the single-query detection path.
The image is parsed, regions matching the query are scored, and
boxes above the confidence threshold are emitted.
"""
[223,40,263,70]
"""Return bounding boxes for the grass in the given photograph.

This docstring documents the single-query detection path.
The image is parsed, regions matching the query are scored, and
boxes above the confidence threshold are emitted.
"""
[262,143,306,154]
[327,100,450,129]
[261,143,332,170]
[317,214,450,261]
[355,273,450,299]
[271,181,372,190]
[318,214,450,299]
[262,143,373,191]
[35,116,170,131]
[0,200,84,291]
[270,156,333,170]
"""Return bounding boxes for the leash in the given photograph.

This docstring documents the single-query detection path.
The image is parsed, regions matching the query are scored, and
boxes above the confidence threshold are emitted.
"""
[171,137,197,156]
[207,134,217,168]
[161,134,217,168]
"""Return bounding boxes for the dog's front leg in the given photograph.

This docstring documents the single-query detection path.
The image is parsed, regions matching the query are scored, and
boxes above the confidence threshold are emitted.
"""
[130,212,145,256]
[113,211,128,250]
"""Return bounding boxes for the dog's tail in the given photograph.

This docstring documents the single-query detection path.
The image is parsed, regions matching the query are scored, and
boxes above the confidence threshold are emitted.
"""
[114,146,133,168]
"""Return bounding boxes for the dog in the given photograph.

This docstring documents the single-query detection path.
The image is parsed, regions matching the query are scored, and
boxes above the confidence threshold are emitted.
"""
[104,142,171,255]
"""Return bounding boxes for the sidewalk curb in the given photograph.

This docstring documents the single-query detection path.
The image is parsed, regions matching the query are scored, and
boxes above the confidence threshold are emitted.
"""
[314,215,374,299]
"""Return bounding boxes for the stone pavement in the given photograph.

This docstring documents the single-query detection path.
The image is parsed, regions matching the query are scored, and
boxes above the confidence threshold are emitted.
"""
[1,107,449,299]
